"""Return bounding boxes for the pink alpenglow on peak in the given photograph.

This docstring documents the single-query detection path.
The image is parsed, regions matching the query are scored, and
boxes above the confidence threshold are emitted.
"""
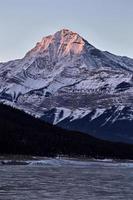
[26,29,87,58]
[58,29,85,55]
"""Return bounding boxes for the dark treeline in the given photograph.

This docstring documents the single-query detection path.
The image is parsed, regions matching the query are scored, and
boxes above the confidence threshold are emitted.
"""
[0,103,133,159]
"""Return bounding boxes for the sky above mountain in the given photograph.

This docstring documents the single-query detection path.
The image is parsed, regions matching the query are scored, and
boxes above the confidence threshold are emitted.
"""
[0,0,133,62]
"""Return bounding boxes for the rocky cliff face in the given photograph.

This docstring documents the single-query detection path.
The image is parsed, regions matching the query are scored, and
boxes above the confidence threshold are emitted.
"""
[1,29,133,143]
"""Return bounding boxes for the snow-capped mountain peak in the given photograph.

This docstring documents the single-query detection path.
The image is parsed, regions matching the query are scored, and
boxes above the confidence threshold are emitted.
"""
[25,29,88,60]
[1,29,133,143]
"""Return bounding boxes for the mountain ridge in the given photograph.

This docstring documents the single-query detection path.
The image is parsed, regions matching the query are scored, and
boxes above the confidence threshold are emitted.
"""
[0,29,133,143]
[1,102,133,159]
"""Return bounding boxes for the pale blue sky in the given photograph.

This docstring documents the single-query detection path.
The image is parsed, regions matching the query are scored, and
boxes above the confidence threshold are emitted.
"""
[0,0,133,62]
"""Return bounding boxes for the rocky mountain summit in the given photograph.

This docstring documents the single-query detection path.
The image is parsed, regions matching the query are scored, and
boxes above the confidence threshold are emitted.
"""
[1,29,133,143]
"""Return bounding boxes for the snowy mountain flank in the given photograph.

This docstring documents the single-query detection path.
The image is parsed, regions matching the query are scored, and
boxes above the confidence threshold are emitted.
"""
[1,29,133,143]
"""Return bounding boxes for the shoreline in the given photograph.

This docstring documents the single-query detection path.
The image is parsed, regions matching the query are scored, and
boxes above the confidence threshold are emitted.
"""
[1,154,133,164]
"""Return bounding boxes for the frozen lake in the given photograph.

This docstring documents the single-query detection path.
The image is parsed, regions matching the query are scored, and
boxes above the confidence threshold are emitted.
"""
[0,158,133,200]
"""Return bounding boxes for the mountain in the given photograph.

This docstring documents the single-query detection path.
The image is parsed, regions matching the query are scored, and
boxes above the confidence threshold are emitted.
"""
[1,103,133,159]
[1,29,133,143]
